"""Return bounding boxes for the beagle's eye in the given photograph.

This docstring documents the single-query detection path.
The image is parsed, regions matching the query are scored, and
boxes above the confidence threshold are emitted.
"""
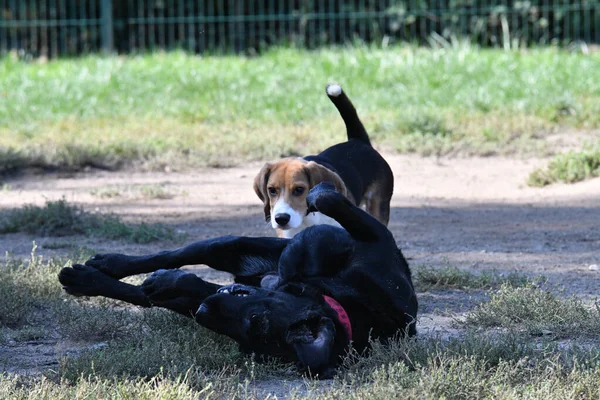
[267,187,277,196]
[292,187,305,196]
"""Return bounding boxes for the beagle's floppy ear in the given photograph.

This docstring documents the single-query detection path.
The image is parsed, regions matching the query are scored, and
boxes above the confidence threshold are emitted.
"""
[304,161,349,200]
[253,163,273,222]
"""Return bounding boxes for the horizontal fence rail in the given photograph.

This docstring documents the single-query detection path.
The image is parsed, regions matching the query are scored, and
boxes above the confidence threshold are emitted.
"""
[1,0,599,58]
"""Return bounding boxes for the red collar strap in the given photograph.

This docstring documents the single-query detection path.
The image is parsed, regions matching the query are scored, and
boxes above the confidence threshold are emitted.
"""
[322,295,352,342]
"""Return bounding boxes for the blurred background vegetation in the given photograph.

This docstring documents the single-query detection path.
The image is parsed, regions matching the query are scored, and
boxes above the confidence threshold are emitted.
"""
[1,0,598,58]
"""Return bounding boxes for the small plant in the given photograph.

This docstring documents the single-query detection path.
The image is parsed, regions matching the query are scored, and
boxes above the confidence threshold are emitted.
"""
[90,187,124,199]
[90,184,176,200]
[414,264,531,291]
[463,284,600,338]
[406,114,452,137]
[528,143,600,186]
[0,199,178,243]
[138,184,175,200]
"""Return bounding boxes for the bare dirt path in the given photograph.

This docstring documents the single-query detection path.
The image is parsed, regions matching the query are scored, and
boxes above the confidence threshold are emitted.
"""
[1,153,599,396]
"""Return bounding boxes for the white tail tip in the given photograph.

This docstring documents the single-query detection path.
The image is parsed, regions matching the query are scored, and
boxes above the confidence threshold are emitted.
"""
[326,84,342,97]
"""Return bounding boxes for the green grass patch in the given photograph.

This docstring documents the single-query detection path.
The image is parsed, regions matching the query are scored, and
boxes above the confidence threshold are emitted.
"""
[90,183,183,200]
[0,199,177,243]
[528,141,600,186]
[414,264,533,291]
[464,284,600,338]
[2,47,600,172]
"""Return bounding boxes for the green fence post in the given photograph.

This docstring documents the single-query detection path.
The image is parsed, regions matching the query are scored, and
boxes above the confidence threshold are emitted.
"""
[101,0,114,54]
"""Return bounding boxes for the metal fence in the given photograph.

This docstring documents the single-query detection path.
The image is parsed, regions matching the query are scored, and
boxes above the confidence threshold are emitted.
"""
[1,1,599,58]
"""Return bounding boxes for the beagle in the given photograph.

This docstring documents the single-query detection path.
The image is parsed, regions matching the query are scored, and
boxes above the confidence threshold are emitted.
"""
[254,84,394,238]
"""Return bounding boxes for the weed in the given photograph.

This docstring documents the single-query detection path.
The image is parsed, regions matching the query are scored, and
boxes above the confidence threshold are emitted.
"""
[0,326,46,344]
[463,284,600,338]
[0,199,178,243]
[414,264,532,291]
[528,142,600,186]
[42,240,76,250]
[0,244,72,327]
[305,332,600,399]
[0,371,259,399]
[91,184,176,200]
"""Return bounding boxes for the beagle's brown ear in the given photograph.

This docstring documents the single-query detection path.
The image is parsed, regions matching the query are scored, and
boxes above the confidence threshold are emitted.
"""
[304,161,351,201]
[254,163,273,222]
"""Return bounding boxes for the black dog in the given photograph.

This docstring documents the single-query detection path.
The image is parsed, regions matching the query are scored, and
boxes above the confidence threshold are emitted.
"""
[58,183,417,378]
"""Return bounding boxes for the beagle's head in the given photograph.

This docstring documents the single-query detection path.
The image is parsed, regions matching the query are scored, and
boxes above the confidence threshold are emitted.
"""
[254,158,348,234]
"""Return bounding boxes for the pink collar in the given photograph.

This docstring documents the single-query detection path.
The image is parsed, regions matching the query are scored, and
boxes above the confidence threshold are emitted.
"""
[323,295,352,342]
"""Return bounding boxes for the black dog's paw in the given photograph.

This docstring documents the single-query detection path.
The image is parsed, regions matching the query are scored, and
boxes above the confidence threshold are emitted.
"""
[260,273,282,290]
[306,181,339,214]
[84,253,135,279]
[141,269,188,303]
[58,264,116,297]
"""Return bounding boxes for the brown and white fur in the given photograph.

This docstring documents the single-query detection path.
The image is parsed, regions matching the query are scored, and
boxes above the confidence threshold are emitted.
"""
[254,84,394,238]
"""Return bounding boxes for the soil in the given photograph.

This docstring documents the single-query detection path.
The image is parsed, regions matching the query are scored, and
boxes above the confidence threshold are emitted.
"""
[1,153,599,396]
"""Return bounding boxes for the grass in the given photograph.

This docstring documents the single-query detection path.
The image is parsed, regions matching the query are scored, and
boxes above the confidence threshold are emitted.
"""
[0,373,253,400]
[90,183,183,200]
[2,47,600,173]
[1,249,599,399]
[528,141,600,186]
[464,284,600,338]
[0,244,91,328]
[0,248,288,397]
[0,198,178,243]
[302,336,600,399]
[414,264,533,291]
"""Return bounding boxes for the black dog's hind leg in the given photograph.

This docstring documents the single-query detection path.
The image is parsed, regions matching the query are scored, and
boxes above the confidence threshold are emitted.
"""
[58,264,152,307]
[306,182,392,243]
[59,265,220,317]
[141,269,219,304]
[85,236,289,280]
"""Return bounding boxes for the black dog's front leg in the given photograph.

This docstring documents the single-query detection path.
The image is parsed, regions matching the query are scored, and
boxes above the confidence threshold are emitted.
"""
[85,236,289,280]
[141,269,219,303]
[306,182,392,243]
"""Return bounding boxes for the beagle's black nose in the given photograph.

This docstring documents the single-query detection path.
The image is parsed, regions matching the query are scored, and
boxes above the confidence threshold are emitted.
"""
[274,213,290,226]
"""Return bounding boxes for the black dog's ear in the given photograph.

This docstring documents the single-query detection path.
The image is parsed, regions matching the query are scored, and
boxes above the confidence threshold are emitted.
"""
[286,317,336,377]
[253,163,273,222]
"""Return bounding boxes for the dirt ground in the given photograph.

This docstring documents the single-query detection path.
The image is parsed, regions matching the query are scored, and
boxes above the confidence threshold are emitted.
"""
[1,153,599,395]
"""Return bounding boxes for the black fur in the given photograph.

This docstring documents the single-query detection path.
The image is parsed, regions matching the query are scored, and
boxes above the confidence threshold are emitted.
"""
[58,183,417,378]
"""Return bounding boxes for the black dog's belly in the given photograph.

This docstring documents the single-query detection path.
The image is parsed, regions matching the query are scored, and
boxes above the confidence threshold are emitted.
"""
[278,224,353,281]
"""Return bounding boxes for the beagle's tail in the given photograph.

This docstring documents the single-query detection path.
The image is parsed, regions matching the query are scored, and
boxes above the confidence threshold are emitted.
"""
[326,84,371,146]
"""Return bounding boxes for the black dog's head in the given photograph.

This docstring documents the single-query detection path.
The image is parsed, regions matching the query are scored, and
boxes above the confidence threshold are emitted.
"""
[195,283,343,378]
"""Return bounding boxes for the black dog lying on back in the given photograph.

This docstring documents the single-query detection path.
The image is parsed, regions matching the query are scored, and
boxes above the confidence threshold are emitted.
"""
[58,183,418,378]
